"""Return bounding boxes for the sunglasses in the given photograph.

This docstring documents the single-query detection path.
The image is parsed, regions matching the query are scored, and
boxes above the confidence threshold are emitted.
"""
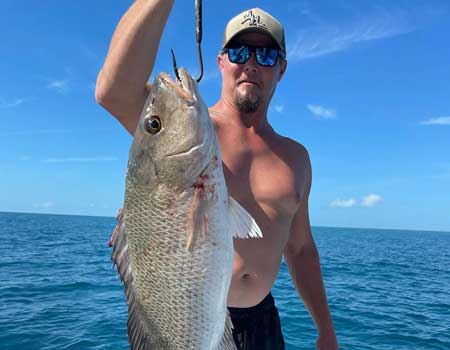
[223,44,286,67]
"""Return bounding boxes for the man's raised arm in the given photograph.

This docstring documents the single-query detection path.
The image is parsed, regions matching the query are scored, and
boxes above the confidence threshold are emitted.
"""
[95,0,175,135]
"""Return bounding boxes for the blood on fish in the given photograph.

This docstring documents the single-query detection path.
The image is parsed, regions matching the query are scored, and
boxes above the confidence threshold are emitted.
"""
[193,183,205,190]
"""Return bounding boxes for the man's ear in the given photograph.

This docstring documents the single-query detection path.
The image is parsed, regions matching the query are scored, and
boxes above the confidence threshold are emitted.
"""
[217,53,224,71]
[277,59,288,82]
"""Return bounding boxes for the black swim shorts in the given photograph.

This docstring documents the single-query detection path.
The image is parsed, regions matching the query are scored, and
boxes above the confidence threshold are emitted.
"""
[228,292,285,350]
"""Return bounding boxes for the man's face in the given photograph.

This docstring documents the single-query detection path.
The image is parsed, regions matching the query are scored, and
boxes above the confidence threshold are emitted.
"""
[218,32,287,114]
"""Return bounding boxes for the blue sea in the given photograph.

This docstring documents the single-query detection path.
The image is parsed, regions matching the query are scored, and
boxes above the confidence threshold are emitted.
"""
[1,212,449,350]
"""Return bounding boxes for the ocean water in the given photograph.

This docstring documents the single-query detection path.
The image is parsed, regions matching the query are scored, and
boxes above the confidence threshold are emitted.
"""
[1,212,449,350]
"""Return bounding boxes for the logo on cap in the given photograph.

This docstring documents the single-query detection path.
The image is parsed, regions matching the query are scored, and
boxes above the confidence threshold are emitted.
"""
[241,10,268,29]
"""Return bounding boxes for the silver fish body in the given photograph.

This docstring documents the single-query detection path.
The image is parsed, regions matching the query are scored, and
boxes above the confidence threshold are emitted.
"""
[111,69,261,350]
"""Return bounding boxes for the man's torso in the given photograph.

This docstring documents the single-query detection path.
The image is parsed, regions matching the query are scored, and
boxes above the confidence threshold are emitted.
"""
[210,109,309,307]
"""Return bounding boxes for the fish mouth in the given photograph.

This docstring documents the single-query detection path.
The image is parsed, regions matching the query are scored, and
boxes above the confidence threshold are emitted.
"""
[160,69,196,105]
[159,68,204,159]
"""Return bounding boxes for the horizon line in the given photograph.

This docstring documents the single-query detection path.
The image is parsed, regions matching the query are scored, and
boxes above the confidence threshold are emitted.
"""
[1,210,449,234]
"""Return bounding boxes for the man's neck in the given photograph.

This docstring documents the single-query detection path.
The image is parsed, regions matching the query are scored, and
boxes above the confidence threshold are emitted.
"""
[210,99,271,134]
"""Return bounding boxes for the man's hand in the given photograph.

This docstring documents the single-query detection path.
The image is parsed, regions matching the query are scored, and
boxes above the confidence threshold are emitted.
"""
[317,329,339,350]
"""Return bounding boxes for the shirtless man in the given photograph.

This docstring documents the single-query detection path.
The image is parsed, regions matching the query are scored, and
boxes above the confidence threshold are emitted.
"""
[96,1,338,349]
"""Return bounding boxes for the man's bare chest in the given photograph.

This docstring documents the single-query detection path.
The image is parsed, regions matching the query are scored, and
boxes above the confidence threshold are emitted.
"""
[222,150,303,219]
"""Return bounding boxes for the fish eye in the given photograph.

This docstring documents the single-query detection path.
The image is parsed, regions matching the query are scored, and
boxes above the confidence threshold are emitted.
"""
[144,116,162,134]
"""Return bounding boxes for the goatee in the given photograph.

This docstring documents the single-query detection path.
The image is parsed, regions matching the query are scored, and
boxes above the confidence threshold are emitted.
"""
[235,93,261,113]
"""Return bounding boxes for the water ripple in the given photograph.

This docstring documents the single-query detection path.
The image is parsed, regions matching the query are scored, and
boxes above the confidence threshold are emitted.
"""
[1,212,449,350]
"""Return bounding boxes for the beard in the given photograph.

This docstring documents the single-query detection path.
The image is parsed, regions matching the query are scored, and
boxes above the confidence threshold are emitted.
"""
[234,90,261,114]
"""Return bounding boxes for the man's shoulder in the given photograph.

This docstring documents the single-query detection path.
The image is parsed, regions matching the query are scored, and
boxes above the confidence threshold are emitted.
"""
[270,133,312,201]
[274,134,310,166]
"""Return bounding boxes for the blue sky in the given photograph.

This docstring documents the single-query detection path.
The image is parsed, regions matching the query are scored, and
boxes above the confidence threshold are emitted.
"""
[1,0,449,232]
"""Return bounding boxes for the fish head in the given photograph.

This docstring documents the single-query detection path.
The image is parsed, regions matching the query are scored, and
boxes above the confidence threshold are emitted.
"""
[127,68,215,190]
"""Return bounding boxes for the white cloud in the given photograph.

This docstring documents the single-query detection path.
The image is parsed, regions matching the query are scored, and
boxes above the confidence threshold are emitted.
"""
[33,201,55,209]
[330,198,357,208]
[43,157,118,163]
[0,129,73,137]
[288,11,414,61]
[361,194,383,207]
[274,104,284,113]
[307,104,336,119]
[331,194,383,208]
[1,128,113,137]
[420,116,450,125]
[47,79,69,94]
[0,98,25,109]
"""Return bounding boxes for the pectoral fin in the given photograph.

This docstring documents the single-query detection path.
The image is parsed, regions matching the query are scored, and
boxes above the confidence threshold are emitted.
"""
[186,186,210,251]
[228,196,263,239]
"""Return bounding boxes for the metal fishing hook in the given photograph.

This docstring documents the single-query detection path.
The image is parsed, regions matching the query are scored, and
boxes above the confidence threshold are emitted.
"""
[171,48,181,83]
[171,0,203,83]
[195,0,203,83]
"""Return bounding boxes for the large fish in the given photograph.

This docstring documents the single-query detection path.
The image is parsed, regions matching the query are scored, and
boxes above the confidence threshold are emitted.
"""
[110,68,262,350]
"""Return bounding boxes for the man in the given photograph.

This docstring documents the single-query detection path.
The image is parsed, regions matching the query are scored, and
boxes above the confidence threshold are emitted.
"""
[96,1,338,349]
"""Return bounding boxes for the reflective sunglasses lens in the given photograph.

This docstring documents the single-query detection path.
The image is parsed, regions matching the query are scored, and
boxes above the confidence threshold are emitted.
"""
[228,46,250,64]
[255,48,278,66]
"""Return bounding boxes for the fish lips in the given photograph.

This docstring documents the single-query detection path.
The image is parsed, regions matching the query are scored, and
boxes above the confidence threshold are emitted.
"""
[159,69,196,106]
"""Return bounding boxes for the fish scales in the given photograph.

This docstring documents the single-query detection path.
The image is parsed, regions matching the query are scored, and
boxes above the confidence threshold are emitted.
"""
[111,68,261,350]
[125,182,230,348]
